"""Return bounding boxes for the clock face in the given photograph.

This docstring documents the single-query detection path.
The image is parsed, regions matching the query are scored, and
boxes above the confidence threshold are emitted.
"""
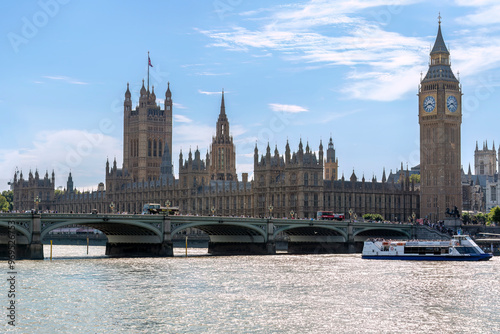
[447,95,458,112]
[423,96,435,113]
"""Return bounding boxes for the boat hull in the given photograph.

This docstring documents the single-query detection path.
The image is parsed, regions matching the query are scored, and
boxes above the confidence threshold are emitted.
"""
[362,254,492,261]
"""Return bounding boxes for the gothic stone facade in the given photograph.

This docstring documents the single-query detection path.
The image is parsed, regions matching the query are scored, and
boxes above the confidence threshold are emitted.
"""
[13,77,419,220]
[11,170,55,212]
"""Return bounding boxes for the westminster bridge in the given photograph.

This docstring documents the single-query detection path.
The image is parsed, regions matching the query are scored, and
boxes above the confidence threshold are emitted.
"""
[0,213,449,259]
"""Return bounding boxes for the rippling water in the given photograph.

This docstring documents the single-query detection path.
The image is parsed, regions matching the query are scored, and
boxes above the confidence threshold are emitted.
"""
[3,245,499,333]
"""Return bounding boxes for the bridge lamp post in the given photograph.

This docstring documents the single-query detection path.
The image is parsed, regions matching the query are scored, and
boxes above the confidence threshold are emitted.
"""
[349,209,353,223]
[290,210,294,219]
[211,206,215,216]
[110,202,115,214]
[165,200,171,216]
[34,196,40,213]
[269,205,273,219]
[412,212,416,224]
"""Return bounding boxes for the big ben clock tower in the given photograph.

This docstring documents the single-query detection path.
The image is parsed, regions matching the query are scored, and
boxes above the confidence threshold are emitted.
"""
[419,17,462,221]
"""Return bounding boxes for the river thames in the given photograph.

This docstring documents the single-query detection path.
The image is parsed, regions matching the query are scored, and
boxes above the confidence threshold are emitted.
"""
[3,245,499,333]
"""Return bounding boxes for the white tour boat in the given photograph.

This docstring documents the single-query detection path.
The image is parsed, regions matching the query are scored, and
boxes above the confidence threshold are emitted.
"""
[362,235,492,261]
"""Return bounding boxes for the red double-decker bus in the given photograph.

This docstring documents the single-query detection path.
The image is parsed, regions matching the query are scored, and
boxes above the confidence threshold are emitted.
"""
[317,211,345,221]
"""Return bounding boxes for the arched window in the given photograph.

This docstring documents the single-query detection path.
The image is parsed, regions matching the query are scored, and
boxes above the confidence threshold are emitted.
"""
[304,173,309,186]
[159,140,162,157]
[153,140,157,157]
[148,140,152,157]
[259,175,265,186]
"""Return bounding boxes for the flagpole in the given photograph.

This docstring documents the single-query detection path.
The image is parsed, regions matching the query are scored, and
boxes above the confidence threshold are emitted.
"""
[147,51,150,100]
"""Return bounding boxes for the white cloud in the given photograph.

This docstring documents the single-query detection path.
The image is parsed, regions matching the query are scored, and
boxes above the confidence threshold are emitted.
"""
[341,65,422,101]
[198,89,222,95]
[230,124,247,137]
[251,53,272,58]
[199,0,429,101]
[457,4,500,26]
[174,115,193,123]
[455,0,498,6]
[0,130,121,191]
[452,39,500,78]
[269,103,308,113]
[173,102,187,109]
[173,124,214,151]
[43,75,89,85]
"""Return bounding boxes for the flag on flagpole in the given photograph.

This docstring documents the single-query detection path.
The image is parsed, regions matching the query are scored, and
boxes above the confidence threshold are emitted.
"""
[148,57,153,67]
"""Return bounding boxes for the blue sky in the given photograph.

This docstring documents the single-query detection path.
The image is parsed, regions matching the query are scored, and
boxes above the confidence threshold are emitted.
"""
[1,0,500,191]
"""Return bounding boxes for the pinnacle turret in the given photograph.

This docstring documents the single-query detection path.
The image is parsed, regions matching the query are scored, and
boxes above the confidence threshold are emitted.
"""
[125,82,131,98]
[166,82,171,98]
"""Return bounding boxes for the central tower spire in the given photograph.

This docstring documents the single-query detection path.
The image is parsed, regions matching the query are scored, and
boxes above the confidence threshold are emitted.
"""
[220,89,226,116]
[209,90,237,181]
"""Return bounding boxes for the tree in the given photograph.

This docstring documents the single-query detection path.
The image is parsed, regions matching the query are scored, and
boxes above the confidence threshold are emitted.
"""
[0,195,9,212]
[363,213,384,221]
[1,190,13,211]
[409,174,420,184]
[461,212,471,224]
[488,206,500,224]
[473,212,487,225]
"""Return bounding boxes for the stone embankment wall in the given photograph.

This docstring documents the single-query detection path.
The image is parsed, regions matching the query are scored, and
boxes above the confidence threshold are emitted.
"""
[415,226,450,240]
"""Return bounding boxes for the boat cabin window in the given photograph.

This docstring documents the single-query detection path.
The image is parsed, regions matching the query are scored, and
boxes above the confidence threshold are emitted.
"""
[404,246,448,255]
[455,247,479,255]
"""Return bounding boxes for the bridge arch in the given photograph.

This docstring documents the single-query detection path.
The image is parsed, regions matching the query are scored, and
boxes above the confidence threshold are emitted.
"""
[274,224,348,241]
[0,221,31,243]
[353,227,411,241]
[172,221,267,242]
[40,218,163,242]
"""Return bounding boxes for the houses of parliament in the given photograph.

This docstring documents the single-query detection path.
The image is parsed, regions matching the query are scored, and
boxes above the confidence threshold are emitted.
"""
[12,22,466,222]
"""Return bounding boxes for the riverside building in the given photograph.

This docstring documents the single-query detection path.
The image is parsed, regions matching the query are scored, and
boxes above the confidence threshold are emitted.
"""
[11,83,419,221]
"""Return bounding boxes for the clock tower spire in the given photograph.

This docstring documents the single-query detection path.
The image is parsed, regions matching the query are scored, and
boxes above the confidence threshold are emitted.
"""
[418,18,462,222]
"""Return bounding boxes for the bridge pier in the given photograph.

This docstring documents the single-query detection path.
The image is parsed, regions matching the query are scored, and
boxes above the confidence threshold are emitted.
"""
[29,214,44,260]
[266,221,276,255]
[105,242,172,257]
[206,220,276,255]
[346,221,356,254]
[105,216,174,257]
[160,217,174,257]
